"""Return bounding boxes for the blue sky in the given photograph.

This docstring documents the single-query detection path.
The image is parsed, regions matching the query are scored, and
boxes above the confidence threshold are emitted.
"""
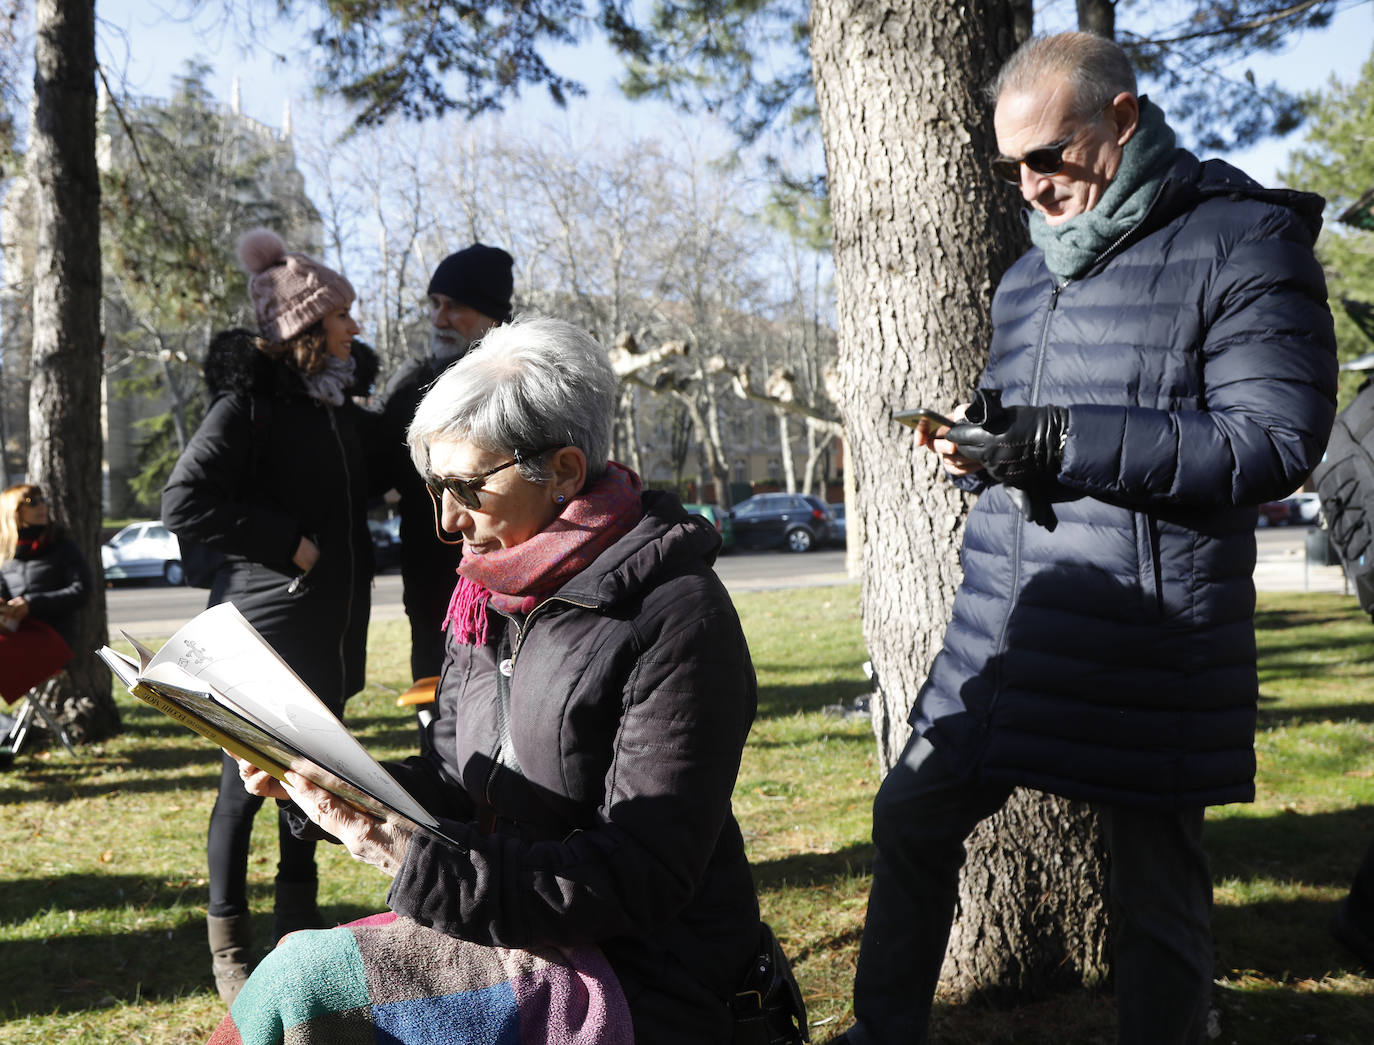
[96,0,704,145]
[96,0,1373,188]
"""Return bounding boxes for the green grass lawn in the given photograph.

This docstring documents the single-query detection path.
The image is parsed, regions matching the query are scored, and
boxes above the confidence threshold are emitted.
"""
[2,587,1372,1042]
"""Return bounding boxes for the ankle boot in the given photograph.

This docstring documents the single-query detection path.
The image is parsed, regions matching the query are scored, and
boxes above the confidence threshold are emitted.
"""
[207,913,253,1005]
[272,876,326,945]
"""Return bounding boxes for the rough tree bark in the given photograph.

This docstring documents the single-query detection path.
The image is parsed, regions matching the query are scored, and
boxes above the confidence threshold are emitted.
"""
[1078,0,1117,40]
[27,0,117,743]
[811,0,1109,1002]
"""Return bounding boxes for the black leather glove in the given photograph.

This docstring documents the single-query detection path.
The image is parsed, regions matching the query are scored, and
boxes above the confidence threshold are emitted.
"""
[946,390,1068,485]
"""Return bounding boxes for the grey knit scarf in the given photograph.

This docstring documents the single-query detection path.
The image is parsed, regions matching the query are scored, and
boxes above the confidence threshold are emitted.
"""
[1028,97,1177,281]
[300,352,357,406]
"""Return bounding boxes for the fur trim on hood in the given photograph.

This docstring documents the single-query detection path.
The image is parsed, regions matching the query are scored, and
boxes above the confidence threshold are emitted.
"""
[202,328,381,402]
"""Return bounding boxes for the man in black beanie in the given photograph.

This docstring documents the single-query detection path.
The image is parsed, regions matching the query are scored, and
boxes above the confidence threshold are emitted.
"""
[380,243,515,686]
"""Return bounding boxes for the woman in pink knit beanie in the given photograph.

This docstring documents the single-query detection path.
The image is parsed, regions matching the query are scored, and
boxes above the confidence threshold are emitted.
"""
[238,228,358,378]
[161,228,388,1005]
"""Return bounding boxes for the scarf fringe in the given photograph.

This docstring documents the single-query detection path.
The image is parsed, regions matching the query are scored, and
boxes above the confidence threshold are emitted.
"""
[444,576,494,647]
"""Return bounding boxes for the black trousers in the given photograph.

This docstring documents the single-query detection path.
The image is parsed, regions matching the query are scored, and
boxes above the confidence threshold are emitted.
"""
[206,752,319,918]
[849,732,1214,1045]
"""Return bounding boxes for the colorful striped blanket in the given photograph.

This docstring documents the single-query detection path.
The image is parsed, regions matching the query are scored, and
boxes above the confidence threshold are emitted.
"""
[207,911,634,1045]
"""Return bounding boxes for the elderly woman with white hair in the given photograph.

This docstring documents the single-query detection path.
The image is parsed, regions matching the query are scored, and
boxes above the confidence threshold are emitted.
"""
[216,315,800,1045]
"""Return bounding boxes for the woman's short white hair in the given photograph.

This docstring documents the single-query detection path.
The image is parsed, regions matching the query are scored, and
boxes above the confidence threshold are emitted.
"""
[407,313,618,487]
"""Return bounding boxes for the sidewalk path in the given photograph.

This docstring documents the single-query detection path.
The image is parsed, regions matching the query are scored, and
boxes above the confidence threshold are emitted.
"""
[1253,526,1349,594]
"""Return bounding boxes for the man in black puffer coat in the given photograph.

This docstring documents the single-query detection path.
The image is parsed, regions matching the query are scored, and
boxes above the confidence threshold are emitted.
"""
[379,244,515,682]
[837,33,1339,1045]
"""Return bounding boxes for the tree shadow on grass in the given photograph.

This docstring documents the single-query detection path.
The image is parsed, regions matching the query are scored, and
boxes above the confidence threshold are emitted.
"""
[0,926,213,1016]
[1253,608,1358,633]
[1212,894,1365,983]
[1255,698,1374,727]
[756,679,870,719]
[1256,647,1374,684]
[1207,806,1374,891]
[0,872,215,929]
[752,841,874,890]
[0,743,225,801]
[0,889,389,1018]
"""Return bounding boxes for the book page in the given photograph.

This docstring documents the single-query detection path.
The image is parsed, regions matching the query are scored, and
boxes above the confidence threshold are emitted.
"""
[119,603,441,831]
[98,646,139,687]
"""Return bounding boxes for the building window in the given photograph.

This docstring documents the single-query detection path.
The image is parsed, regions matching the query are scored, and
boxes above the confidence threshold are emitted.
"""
[734,459,748,484]
[767,458,780,481]
[764,415,779,440]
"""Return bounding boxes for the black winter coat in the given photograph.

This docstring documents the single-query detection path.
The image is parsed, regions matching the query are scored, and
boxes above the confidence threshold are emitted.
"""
[382,491,761,1043]
[916,152,1339,808]
[378,356,463,627]
[0,528,90,648]
[161,331,385,707]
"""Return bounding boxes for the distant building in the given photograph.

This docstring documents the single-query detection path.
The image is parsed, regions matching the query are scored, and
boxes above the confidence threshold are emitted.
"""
[0,78,321,513]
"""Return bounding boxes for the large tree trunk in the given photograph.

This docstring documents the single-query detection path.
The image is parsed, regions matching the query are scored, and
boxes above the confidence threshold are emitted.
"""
[1078,0,1117,39]
[811,0,1109,1003]
[28,0,117,744]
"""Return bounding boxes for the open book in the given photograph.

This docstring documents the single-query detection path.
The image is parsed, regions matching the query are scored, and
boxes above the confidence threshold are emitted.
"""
[99,602,449,841]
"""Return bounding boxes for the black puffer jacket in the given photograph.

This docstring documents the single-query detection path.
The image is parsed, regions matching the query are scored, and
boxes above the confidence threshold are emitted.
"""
[0,528,90,647]
[382,491,761,1043]
[378,356,463,622]
[161,330,385,707]
[916,152,1338,808]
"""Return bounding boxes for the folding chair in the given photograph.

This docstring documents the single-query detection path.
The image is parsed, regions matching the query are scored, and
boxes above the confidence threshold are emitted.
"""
[397,675,439,756]
[3,673,77,757]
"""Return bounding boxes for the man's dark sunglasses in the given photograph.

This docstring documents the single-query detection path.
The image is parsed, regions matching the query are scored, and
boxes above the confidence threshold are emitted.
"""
[990,117,1097,185]
[425,447,558,510]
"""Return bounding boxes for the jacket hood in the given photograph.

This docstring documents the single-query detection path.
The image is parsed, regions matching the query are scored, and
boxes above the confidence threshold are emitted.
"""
[202,327,381,401]
[1154,150,1326,242]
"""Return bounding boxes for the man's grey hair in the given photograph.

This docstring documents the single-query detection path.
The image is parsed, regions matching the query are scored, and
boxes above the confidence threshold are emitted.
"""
[407,313,618,488]
[987,32,1137,121]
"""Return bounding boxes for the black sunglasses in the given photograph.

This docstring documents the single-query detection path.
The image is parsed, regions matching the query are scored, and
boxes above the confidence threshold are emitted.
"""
[425,447,558,511]
[990,114,1100,185]
[21,494,44,506]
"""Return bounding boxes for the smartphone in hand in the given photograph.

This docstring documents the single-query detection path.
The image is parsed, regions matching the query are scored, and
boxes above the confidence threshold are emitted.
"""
[894,407,957,432]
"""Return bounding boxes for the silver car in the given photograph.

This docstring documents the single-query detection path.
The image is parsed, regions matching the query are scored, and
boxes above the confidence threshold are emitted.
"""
[102,520,186,585]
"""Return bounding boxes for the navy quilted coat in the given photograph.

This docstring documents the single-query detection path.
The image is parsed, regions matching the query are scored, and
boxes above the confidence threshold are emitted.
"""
[914,151,1338,808]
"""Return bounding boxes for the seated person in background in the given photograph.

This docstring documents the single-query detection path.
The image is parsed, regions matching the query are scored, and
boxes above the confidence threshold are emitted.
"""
[0,483,91,750]
[221,315,769,1045]
[0,483,90,649]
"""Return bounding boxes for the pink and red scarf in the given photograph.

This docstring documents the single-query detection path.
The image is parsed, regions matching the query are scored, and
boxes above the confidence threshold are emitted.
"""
[443,462,644,646]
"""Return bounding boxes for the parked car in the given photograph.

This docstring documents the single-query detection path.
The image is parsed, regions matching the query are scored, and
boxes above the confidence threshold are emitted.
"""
[1284,492,1321,526]
[1256,500,1292,527]
[369,517,402,572]
[101,520,185,585]
[682,502,734,553]
[828,502,847,545]
[728,492,833,553]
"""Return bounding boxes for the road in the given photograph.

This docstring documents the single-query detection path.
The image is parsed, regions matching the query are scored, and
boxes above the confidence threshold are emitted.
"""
[1253,522,1347,594]
[105,548,857,635]
[105,526,1345,636]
